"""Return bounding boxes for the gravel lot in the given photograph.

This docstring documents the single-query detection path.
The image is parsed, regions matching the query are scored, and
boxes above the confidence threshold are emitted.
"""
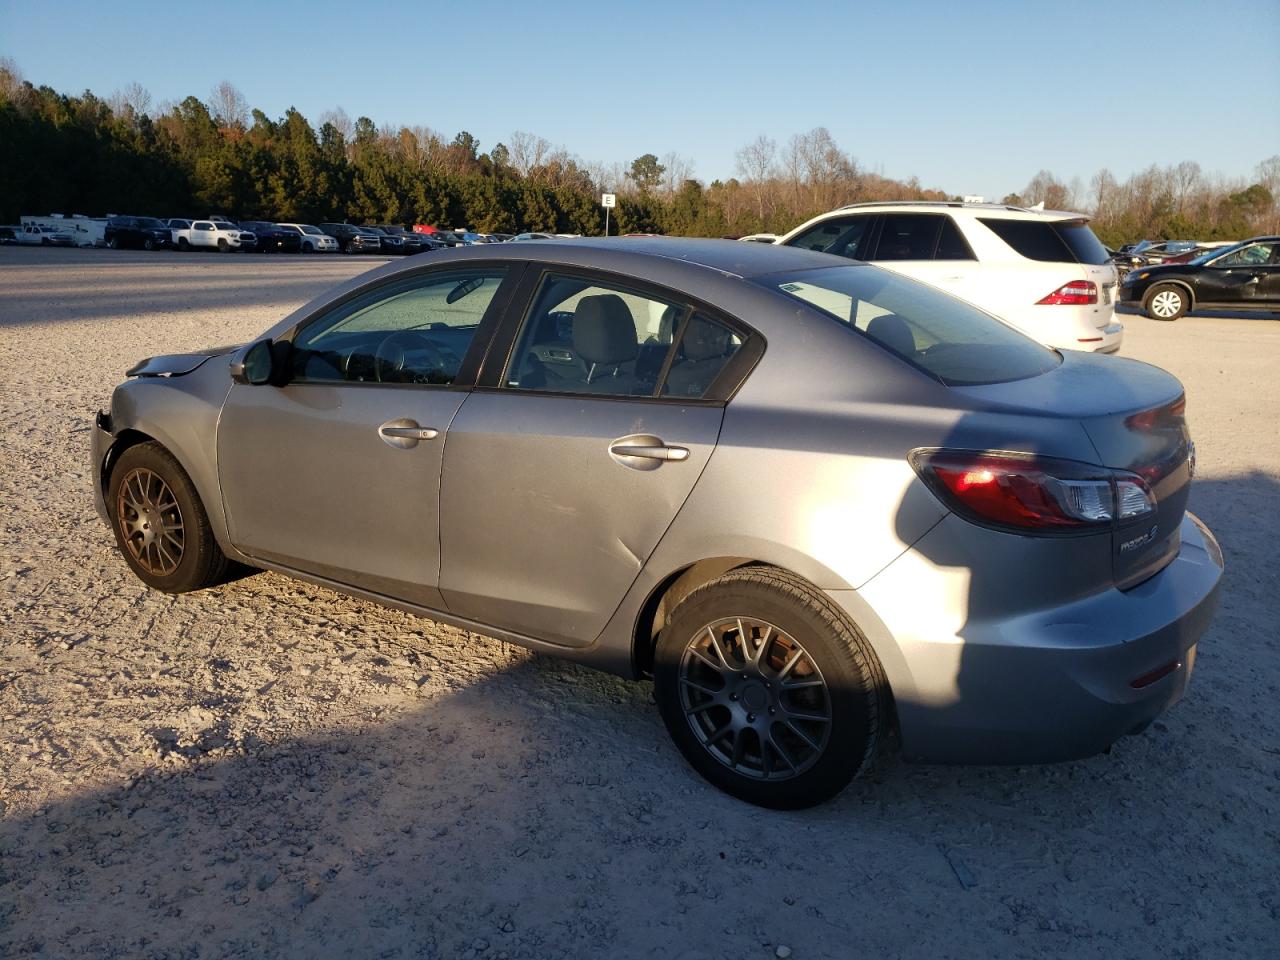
[2,247,1277,959]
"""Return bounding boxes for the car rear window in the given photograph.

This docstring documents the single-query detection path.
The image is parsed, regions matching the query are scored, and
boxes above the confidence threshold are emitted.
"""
[758,265,1061,386]
[979,218,1109,264]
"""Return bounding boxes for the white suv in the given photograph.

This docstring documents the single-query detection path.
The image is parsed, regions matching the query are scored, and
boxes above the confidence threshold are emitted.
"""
[277,223,339,253]
[778,202,1122,353]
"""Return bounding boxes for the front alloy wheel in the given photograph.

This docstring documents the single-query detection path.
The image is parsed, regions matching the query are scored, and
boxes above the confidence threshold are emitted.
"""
[108,441,230,592]
[116,467,184,576]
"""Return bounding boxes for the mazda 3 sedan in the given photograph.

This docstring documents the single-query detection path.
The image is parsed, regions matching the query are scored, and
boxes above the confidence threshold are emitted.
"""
[90,239,1222,808]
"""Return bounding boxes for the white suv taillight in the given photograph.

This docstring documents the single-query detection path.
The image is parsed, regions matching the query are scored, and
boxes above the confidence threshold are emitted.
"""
[1037,281,1097,305]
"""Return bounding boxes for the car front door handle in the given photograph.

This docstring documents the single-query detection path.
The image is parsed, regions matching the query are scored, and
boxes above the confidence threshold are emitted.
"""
[608,441,690,462]
[378,419,439,449]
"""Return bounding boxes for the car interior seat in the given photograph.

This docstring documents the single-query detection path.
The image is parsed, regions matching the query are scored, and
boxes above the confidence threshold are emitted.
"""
[865,313,917,358]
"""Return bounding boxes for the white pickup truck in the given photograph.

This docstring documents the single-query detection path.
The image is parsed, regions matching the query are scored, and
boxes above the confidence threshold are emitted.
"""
[16,224,75,246]
[184,220,256,251]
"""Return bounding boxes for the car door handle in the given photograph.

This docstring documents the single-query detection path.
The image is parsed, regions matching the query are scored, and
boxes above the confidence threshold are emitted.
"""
[608,441,689,461]
[378,418,438,449]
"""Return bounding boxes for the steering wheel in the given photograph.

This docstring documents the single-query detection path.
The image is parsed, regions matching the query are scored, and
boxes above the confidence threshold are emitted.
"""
[373,330,449,384]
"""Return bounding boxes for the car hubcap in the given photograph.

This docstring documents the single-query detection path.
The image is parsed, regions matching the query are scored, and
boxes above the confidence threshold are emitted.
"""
[679,617,831,780]
[1151,290,1182,317]
[116,467,185,575]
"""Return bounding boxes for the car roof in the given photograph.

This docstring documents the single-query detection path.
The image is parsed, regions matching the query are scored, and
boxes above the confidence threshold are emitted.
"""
[435,236,852,279]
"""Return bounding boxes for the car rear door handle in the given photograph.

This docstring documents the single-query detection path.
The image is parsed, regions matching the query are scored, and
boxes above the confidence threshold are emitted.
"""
[378,418,439,449]
[608,440,689,461]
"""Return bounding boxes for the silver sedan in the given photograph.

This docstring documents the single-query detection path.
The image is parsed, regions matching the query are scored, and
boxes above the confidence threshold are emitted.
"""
[90,238,1222,808]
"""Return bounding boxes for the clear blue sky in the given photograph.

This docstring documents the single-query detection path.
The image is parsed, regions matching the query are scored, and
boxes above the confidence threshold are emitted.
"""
[3,0,1277,200]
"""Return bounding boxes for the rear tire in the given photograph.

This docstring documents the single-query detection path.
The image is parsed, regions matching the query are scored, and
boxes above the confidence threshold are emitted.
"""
[108,442,230,593]
[654,566,888,809]
[1146,284,1189,321]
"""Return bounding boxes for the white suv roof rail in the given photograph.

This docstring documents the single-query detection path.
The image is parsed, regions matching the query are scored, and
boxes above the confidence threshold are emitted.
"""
[833,199,1036,214]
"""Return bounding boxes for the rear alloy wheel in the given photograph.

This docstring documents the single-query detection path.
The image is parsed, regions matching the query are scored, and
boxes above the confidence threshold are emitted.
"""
[109,442,229,593]
[1146,284,1189,321]
[654,567,888,809]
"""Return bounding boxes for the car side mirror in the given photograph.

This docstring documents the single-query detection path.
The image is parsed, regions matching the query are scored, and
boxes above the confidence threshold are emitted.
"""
[230,338,282,385]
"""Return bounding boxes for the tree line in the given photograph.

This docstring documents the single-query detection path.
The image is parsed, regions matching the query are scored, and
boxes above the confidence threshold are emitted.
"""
[2,62,1276,245]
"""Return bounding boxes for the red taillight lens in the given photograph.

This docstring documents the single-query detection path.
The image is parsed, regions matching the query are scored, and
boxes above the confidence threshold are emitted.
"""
[909,450,1155,534]
[1037,280,1098,305]
[1125,394,1186,431]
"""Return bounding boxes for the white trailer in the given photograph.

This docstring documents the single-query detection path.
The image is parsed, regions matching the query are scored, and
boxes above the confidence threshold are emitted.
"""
[20,214,106,247]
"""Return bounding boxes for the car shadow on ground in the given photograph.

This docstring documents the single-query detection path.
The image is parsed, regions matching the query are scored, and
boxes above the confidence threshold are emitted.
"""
[1116,303,1280,322]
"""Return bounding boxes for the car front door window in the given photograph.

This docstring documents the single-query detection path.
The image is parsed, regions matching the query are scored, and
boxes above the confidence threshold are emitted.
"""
[292,271,506,385]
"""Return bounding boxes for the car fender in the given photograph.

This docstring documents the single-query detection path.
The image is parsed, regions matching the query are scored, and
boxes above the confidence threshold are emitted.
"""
[105,359,244,560]
[1143,276,1196,308]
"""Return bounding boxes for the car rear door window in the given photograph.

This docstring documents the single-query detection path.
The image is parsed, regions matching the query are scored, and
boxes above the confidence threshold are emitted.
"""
[785,215,875,259]
[503,275,742,400]
[935,216,976,260]
[871,213,943,261]
[291,269,507,385]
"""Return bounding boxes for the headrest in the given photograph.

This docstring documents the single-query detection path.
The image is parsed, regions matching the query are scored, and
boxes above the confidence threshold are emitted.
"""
[574,295,637,365]
[866,313,916,357]
[681,316,731,362]
[656,305,682,344]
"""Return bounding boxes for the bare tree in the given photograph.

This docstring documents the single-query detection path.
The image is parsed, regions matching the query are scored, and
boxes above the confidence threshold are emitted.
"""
[735,134,777,222]
[0,56,27,104]
[108,81,152,124]
[660,152,694,196]
[208,81,248,130]
[509,130,552,179]
[319,107,354,141]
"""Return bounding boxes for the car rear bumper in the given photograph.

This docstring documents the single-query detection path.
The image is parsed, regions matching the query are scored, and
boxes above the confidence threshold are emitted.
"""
[841,511,1223,764]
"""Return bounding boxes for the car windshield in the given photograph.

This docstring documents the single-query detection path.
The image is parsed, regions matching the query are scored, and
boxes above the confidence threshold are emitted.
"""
[758,265,1061,386]
[300,225,323,235]
[138,218,167,229]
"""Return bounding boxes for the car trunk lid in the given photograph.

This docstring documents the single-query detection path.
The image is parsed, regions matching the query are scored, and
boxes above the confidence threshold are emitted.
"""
[952,352,1192,588]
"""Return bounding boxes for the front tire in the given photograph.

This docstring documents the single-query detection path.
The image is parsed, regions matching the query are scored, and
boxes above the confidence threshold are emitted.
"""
[654,567,888,809]
[177,237,189,251]
[107,236,119,250]
[1146,284,1189,321]
[217,238,228,252]
[108,442,229,593]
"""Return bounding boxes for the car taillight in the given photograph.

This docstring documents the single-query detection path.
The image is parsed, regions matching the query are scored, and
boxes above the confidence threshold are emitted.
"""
[909,450,1155,534]
[1037,281,1097,305]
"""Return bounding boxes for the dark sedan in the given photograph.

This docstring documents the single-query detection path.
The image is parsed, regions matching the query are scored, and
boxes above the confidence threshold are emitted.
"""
[105,216,171,251]
[1120,236,1280,320]
[238,221,301,253]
